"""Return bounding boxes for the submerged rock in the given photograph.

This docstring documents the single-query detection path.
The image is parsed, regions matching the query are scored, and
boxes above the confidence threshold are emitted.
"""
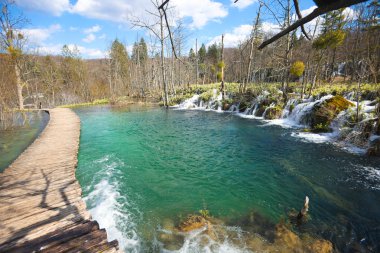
[274,224,302,250]
[305,239,333,253]
[178,215,208,232]
[158,231,185,251]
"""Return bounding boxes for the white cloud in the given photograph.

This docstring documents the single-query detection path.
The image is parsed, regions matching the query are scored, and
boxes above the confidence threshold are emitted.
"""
[99,34,107,39]
[207,24,251,48]
[15,0,70,16]
[207,21,280,48]
[343,8,357,21]
[261,22,280,34]
[83,33,96,43]
[231,0,257,10]
[84,25,101,34]
[71,0,133,23]
[71,0,228,29]
[171,0,228,29]
[38,44,106,58]
[22,24,61,45]
[16,0,228,30]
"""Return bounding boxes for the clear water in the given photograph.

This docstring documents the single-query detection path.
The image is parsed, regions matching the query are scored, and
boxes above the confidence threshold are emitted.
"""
[0,111,49,172]
[75,105,380,252]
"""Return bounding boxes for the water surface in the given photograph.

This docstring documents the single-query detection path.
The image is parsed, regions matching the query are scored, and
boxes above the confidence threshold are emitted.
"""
[0,111,49,172]
[75,105,380,252]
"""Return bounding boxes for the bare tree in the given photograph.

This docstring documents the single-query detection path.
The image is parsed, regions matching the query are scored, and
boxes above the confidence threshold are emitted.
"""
[0,0,28,110]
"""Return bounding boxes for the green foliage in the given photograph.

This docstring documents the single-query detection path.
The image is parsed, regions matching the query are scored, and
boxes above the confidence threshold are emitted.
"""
[207,43,221,65]
[313,123,331,133]
[289,104,295,113]
[7,46,21,58]
[198,44,206,64]
[217,72,222,81]
[217,61,225,69]
[313,9,347,50]
[200,90,214,102]
[199,209,210,218]
[290,61,305,78]
[131,38,148,64]
[59,98,109,108]
[313,30,346,49]
[167,93,194,106]
[189,48,196,62]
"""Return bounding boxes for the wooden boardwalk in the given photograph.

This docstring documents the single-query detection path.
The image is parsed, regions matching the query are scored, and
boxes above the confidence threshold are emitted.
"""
[0,108,120,253]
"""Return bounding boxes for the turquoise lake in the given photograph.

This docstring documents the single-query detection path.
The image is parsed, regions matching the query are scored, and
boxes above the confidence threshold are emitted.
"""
[74,105,380,252]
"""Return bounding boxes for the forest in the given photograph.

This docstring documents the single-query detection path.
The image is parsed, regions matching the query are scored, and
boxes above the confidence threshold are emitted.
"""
[0,0,379,124]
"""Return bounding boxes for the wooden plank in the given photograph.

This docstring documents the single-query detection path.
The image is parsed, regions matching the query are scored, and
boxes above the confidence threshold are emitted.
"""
[0,108,120,252]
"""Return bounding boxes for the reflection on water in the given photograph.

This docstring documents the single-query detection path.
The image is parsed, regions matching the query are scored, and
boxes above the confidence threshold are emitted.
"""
[0,111,49,172]
[75,105,380,252]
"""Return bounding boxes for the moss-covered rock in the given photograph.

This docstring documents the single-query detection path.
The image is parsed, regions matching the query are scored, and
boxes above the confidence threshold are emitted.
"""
[264,106,283,120]
[309,95,354,132]
[239,101,250,112]
[255,105,267,117]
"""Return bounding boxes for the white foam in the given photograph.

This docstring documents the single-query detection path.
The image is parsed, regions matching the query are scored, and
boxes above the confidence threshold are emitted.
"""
[84,155,141,252]
[162,225,251,253]
[291,132,334,144]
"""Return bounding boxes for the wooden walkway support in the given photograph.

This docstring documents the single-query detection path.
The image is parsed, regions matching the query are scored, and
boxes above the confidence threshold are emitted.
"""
[0,108,120,253]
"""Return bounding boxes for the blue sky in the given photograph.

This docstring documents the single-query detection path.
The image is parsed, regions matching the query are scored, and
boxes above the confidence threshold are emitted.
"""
[13,0,318,58]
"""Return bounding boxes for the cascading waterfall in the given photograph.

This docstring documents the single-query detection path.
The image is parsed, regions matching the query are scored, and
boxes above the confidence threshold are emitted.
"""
[175,90,379,154]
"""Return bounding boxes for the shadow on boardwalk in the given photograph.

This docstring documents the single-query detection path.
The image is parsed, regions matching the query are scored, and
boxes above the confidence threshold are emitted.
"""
[0,108,119,253]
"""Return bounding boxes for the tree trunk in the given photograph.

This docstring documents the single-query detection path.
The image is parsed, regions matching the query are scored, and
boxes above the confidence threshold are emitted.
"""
[15,63,24,110]
[220,34,225,101]
[244,4,262,93]
[160,11,168,107]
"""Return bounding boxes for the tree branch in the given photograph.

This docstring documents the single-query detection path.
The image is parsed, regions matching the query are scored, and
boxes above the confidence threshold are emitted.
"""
[158,0,179,59]
[293,0,311,40]
[258,0,369,49]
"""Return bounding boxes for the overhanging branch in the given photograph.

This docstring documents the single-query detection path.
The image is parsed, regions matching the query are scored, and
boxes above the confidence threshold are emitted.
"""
[258,0,369,49]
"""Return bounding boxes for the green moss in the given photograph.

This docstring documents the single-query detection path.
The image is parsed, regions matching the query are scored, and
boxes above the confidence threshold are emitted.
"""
[289,104,295,113]
[310,95,354,132]
[239,101,251,112]
[264,105,283,120]
[312,123,331,133]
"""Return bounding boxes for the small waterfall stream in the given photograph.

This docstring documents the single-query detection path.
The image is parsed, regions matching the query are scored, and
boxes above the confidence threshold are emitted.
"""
[176,90,379,154]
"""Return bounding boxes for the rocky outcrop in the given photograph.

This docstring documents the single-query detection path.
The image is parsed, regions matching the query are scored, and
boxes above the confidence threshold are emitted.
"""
[264,106,283,120]
[343,119,376,147]
[306,96,354,132]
